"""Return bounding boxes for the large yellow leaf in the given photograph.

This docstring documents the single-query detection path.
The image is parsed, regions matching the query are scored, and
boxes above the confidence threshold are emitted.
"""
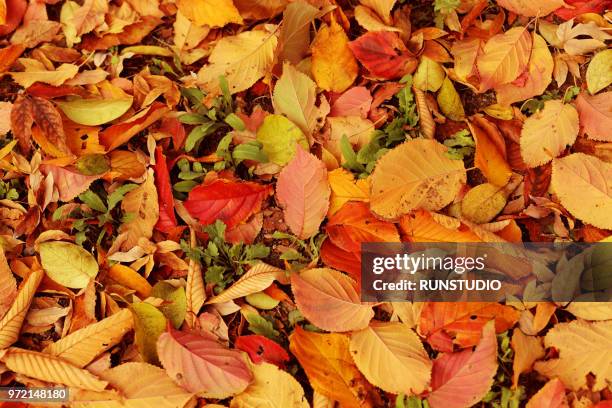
[520,100,579,167]
[349,321,432,394]
[370,139,466,220]
[176,0,242,28]
[565,302,612,321]
[311,19,358,93]
[534,319,612,391]
[119,169,159,249]
[39,241,99,289]
[1,347,108,391]
[476,27,532,90]
[291,268,374,332]
[207,262,284,304]
[551,153,612,229]
[289,327,375,407]
[0,270,43,349]
[230,362,309,407]
[496,0,565,17]
[496,33,553,106]
[43,309,133,367]
[197,30,278,94]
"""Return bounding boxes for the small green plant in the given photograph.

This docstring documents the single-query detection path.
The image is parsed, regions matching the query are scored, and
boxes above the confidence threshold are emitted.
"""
[444,129,475,160]
[0,179,19,200]
[271,231,326,270]
[182,220,270,291]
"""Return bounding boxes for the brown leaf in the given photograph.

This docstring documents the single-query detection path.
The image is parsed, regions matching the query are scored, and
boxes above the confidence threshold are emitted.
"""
[10,94,34,153]
[29,96,71,155]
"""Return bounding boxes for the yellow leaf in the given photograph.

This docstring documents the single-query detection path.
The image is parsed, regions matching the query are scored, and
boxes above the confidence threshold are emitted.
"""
[551,153,612,229]
[476,27,532,90]
[107,264,152,298]
[1,347,108,391]
[534,319,612,391]
[311,19,358,93]
[496,0,565,17]
[586,49,612,94]
[10,60,79,88]
[43,309,133,367]
[461,183,508,224]
[0,270,43,349]
[414,56,445,92]
[565,302,612,321]
[207,262,284,304]
[511,329,544,388]
[56,97,133,126]
[436,77,465,121]
[131,302,167,364]
[198,30,278,95]
[176,0,242,28]
[349,321,431,394]
[119,169,159,249]
[39,241,99,289]
[0,246,17,317]
[360,0,397,25]
[230,362,309,407]
[0,0,6,25]
[327,168,370,216]
[173,10,209,52]
[370,139,466,220]
[520,100,579,167]
[289,327,374,407]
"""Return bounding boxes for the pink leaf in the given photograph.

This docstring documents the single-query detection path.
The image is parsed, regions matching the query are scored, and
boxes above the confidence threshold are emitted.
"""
[276,146,330,239]
[157,325,252,398]
[575,91,612,142]
[40,164,101,202]
[526,378,569,408]
[330,87,372,118]
[154,147,177,233]
[427,321,498,408]
[235,334,290,367]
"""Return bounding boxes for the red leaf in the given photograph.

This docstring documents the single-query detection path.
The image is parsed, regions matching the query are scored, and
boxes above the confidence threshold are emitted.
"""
[153,147,177,233]
[426,321,498,408]
[25,83,85,99]
[158,117,186,150]
[184,179,272,229]
[320,239,361,281]
[348,32,417,79]
[0,0,27,36]
[235,335,290,367]
[554,0,612,20]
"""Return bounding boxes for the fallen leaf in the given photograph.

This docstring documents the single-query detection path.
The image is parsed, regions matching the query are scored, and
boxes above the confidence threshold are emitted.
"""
[184,179,272,229]
[157,325,252,398]
[235,334,290,367]
[100,102,170,151]
[426,321,498,408]
[468,115,512,186]
[154,147,178,233]
[370,139,467,220]
[526,378,569,408]
[511,329,545,388]
[131,302,167,364]
[327,168,370,215]
[586,49,612,94]
[56,97,133,126]
[535,319,612,391]
[399,210,481,242]
[291,268,374,332]
[207,263,284,304]
[350,321,432,394]
[39,241,98,289]
[230,362,308,407]
[437,77,465,121]
[330,86,372,118]
[276,146,330,239]
[311,18,358,93]
[496,0,565,16]
[177,0,242,28]
[289,326,374,407]
[256,114,309,166]
[279,0,320,65]
[520,100,579,167]
[118,169,159,249]
[349,31,417,80]
[414,56,446,92]
[0,270,43,349]
[107,264,152,298]
[461,183,508,224]
[575,91,612,142]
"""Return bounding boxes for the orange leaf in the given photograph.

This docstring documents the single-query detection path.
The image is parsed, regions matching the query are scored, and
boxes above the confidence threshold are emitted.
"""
[418,302,520,351]
[399,209,481,242]
[575,91,612,142]
[289,326,375,407]
[468,115,512,186]
[99,102,169,151]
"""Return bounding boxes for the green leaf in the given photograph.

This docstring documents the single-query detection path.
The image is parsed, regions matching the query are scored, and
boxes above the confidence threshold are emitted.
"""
[56,97,133,126]
[79,190,107,213]
[224,113,246,131]
[151,282,187,329]
[185,122,219,152]
[130,302,167,364]
[39,241,99,289]
[244,312,279,340]
[340,135,366,173]
[256,114,308,166]
[437,77,465,121]
[245,292,280,310]
[179,113,208,125]
[233,141,269,163]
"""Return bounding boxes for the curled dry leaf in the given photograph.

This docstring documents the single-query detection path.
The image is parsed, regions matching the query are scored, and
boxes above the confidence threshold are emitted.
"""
[207,262,284,304]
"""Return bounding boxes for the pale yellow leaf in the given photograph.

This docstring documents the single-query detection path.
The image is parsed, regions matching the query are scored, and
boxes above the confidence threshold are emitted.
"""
[1,347,108,391]
[207,263,284,304]
[349,321,431,394]
[370,139,466,220]
[414,57,445,92]
[119,169,159,250]
[198,30,278,95]
[461,183,508,224]
[43,309,133,367]
[230,362,309,407]
[586,49,612,94]
[551,153,612,229]
[566,302,612,321]
[437,77,465,121]
[520,100,578,167]
[39,241,99,289]
[0,270,43,349]
[534,319,612,391]
[173,11,209,52]
[176,0,242,28]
